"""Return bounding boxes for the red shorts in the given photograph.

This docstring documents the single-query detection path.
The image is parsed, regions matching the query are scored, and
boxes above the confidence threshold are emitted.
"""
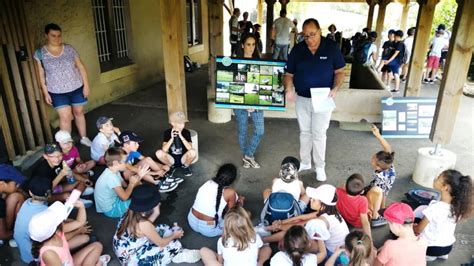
[427,55,440,69]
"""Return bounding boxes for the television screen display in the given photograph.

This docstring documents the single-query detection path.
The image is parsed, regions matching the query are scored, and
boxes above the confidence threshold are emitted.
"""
[215,56,286,111]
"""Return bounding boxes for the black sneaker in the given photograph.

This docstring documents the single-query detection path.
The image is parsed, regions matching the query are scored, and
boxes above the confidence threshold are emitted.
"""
[182,166,193,177]
[423,78,429,84]
[158,180,178,193]
[166,175,184,184]
[371,216,388,227]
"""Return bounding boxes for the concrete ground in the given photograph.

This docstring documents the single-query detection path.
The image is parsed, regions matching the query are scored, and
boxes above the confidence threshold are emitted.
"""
[1,66,473,265]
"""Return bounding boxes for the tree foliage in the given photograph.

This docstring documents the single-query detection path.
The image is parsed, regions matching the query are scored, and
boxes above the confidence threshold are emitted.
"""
[432,0,457,33]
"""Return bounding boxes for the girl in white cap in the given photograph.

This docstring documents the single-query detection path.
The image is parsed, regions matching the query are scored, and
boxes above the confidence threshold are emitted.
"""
[29,201,109,265]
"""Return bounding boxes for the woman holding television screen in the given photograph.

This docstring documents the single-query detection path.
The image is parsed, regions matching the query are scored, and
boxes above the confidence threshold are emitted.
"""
[234,33,265,169]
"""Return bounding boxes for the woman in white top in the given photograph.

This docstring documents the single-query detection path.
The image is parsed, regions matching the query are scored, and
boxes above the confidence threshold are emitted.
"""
[271,225,325,266]
[200,206,271,266]
[187,164,244,237]
[262,156,309,212]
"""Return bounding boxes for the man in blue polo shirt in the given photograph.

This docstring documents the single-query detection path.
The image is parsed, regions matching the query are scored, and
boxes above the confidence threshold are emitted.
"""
[284,18,345,181]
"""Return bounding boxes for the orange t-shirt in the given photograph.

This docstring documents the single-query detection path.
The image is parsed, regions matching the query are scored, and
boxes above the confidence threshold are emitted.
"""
[377,237,427,266]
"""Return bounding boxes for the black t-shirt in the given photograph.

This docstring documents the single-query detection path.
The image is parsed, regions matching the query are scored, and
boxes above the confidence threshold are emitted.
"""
[238,20,254,34]
[382,41,394,59]
[392,41,405,64]
[31,159,62,181]
[163,128,192,157]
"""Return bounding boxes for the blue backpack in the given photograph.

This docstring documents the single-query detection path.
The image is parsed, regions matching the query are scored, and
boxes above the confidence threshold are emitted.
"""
[260,192,302,225]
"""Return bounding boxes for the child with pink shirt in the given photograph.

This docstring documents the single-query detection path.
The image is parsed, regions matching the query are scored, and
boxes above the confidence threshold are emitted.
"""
[55,130,95,177]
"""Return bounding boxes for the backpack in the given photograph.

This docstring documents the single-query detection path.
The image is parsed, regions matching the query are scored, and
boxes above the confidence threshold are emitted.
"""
[260,192,302,225]
[402,188,440,209]
[401,41,409,64]
[352,41,372,64]
[184,56,194,72]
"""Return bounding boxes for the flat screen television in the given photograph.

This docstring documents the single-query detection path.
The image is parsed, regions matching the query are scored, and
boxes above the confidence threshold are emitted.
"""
[214,56,286,111]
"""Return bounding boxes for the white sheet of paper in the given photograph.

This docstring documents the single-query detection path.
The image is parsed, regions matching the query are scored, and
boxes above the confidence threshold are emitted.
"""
[310,88,336,113]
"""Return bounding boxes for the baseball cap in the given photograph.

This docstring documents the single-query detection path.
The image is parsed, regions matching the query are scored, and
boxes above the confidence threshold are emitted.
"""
[279,162,298,183]
[43,143,61,154]
[29,201,68,242]
[28,177,52,197]
[169,111,188,124]
[305,219,331,241]
[306,184,337,206]
[54,130,73,144]
[96,116,113,129]
[119,131,143,144]
[381,202,415,224]
[281,156,300,170]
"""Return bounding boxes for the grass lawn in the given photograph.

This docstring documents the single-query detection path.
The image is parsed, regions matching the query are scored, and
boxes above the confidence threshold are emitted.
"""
[244,94,259,105]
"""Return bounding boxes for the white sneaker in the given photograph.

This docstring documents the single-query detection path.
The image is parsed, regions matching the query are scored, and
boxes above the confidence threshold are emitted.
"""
[82,187,94,196]
[9,239,17,248]
[80,198,93,208]
[172,249,201,264]
[426,255,437,261]
[255,223,271,237]
[299,162,311,172]
[80,137,92,147]
[438,255,449,260]
[316,167,327,182]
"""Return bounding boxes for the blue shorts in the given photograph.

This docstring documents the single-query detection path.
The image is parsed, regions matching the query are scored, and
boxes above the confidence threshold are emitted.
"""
[387,61,401,75]
[187,210,223,237]
[104,198,130,218]
[49,86,87,109]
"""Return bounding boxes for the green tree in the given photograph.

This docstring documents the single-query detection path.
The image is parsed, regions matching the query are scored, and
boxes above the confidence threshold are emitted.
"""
[432,0,457,33]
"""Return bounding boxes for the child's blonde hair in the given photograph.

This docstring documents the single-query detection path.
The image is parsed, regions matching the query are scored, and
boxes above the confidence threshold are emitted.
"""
[222,206,256,251]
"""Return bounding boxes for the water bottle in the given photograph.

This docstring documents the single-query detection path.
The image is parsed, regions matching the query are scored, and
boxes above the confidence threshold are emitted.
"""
[173,131,182,152]
[172,222,181,232]
[66,169,76,184]
[338,251,350,266]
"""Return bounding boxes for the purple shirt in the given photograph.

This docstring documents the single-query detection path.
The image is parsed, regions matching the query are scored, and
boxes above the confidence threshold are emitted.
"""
[34,44,83,93]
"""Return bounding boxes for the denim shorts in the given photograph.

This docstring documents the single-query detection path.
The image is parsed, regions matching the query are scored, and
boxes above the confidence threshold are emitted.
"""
[187,210,223,237]
[104,198,130,218]
[49,85,87,109]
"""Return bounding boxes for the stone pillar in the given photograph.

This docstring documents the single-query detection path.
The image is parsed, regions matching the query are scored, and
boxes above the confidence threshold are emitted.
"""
[400,1,411,33]
[430,0,474,144]
[405,0,439,96]
[160,0,187,117]
[366,0,376,30]
[375,0,389,54]
[265,0,276,54]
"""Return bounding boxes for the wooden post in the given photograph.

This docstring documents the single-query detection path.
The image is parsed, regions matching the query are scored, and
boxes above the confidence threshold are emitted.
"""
[0,94,16,160]
[208,0,224,97]
[265,0,276,54]
[405,0,439,96]
[366,0,376,31]
[400,1,410,33]
[257,0,263,25]
[160,0,188,117]
[375,0,389,54]
[430,0,474,144]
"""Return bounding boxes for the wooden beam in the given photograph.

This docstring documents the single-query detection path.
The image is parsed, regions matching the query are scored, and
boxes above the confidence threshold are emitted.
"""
[430,0,474,144]
[208,0,224,98]
[0,94,16,160]
[400,2,410,33]
[160,0,188,117]
[366,1,376,31]
[405,0,439,96]
[257,0,264,25]
[375,0,389,54]
[265,0,276,54]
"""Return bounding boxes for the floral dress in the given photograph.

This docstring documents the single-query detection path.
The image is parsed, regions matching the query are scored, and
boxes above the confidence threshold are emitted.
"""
[113,219,182,266]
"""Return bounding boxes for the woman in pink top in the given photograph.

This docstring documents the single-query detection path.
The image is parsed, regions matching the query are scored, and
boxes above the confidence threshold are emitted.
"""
[29,201,109,265]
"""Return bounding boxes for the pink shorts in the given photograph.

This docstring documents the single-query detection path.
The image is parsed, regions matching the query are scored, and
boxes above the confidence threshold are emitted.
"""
[427,55,440,69]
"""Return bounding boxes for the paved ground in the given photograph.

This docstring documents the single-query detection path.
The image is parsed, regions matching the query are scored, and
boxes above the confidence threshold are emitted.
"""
[1,66,473,265]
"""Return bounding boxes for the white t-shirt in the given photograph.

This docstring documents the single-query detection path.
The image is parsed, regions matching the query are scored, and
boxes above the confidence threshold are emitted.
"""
[217,234,263,266]
[404,36,414,54]
[90,132,118,161]
[421,200,456,247]
[192,180,227,219]
[270,251,317,266]
[273,17,295,45]
[305,214,349,253]
[429,37,449,57]
[272,178,303,201]
[366,43,377,65]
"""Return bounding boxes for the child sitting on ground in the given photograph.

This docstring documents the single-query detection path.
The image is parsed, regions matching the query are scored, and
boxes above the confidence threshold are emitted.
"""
[0,176,25,244]
[365,125,396,227]
[200,206,272,266]
[336,173,371,237]
[94,148,148,218]
[29,201,108,265]
[91,116,121,165]
[119,131,179,193]
[326,231,374,266]
[263,184,349,261]
[414,170,472,261]
[262,156,309,213]
[376,202,427,265]
[156,111,197,177]
[270,225,325,265]
[55,130,95,177]
[113,184,201,265]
